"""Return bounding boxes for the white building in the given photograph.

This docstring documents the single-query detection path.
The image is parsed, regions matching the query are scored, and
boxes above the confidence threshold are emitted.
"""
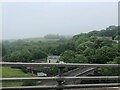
[112,40,119,43]
[47,56,60,63]
[37,72,47,77]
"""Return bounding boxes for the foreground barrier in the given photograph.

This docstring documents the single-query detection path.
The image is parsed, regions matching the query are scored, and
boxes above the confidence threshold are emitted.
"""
[0,62,120,90]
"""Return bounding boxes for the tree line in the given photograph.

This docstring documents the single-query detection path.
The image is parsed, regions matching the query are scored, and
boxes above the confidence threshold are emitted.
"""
[1,25,120,76]
[2,25,119,64]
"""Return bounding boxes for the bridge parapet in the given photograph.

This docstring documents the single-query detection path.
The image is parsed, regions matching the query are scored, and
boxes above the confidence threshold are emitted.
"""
[0,62,120,90]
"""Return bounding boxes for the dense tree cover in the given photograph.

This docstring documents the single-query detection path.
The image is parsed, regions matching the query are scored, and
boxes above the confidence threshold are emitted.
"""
[4,48,47,62]
[2,38,70,62]
[2,25,119,64]
[59,37,119,64]
[87,26,118,38]
[59,25,119,64]
[58,25,119,76]
[73,25,119,40]
[2,25,120,77]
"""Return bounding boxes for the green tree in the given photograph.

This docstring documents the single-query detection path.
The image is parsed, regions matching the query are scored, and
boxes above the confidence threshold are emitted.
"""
[59,50,75,63]
[113,57,120,64]
[83,47,95,63]
[83,47,94,56]
[89,36,97,42]
[5,49,32,62]
[75,54,88,63]
[94,46,117,63]
[94,38,112,49]
[76,41,94,54]
[29,48,47,60]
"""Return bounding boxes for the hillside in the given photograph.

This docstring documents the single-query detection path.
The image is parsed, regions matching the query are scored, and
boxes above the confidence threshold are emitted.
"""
[2,25,119,64]
[1,25,120,87]
[59,26,119,64]
[73,25,119,40]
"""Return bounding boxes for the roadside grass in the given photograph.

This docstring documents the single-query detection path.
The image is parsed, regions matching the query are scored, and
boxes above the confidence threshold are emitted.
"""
[1,66,34,87]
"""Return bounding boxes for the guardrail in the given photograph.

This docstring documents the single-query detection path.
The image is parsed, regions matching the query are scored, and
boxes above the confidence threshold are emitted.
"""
[2,83,120,90]
[1,62,119,67]
[1,76,119,82]
[0,62,120,90]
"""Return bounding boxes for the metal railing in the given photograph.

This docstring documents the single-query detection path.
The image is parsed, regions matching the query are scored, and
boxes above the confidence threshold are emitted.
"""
[1,62,119,67]
[0,62,120,90]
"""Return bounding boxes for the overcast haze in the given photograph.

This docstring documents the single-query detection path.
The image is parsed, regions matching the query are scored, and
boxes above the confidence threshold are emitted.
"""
[2,2,118,40]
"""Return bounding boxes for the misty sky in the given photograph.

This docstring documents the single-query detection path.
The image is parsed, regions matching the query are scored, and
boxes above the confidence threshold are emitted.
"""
[2,2,118,40]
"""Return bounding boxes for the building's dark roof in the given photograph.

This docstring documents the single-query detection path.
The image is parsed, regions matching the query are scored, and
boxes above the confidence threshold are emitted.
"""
[47,56,60,59]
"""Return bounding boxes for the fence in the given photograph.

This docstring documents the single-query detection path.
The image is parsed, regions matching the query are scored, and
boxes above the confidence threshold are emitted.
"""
[0,62,120,90]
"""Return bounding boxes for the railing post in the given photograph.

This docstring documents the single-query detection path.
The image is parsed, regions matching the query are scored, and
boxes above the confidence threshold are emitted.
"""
[57,66,64,90]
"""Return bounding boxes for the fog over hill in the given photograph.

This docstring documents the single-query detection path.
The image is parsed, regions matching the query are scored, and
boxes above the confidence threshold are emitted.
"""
[1,2,117,40]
